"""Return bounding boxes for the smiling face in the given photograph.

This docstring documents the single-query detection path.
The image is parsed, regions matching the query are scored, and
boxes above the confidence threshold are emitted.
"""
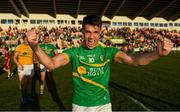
[82,24,101,49]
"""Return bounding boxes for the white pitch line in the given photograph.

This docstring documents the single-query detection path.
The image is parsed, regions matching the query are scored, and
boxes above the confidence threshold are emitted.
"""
[127,95,151,111]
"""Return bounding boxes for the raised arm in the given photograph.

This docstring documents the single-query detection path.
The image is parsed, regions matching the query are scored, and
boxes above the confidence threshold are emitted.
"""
[114,38,174,66]
[26,29,69,70]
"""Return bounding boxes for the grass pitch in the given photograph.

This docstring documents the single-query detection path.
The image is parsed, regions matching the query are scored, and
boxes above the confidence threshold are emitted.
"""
[0,52,180,111]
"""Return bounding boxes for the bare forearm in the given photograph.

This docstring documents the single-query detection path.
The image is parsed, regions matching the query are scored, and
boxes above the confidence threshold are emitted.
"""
[13,58,20,66]
[135,37,173,66]
[116,38,173,66]
[133,51,161,66]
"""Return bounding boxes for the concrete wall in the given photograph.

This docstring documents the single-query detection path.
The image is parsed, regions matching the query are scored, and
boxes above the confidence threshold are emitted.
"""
[0,13,179,30]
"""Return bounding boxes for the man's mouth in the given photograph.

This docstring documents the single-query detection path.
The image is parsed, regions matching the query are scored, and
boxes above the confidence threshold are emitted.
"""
[87,39,95,46]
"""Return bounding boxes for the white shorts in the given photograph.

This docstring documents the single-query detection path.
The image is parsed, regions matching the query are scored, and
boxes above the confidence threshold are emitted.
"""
[40,64,49,72]
[72,103,112,112]
[18,64,34,76]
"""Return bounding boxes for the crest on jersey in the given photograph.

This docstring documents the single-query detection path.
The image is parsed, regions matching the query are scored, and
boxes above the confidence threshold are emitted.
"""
[79,56,85,60]
[100,55,104,61]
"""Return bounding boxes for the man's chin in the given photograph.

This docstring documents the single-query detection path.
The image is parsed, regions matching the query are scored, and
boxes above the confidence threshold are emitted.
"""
[86,44,97,49]
[84,42,98,49]
[86,46,92,49]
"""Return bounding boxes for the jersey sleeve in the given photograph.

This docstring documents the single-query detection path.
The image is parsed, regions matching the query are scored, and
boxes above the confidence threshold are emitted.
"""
[62,47,75,61]
[15,45,21,52]
[106,47,120,61]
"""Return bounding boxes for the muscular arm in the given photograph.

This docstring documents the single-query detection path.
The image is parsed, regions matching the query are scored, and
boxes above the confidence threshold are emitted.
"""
[114,51,161,66]
[114,38,173,66]
[26,29,70,70]
[33,46,69,70]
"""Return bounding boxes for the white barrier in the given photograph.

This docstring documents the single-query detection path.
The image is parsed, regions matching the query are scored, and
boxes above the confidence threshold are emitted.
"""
[134,47,180,52]
[172,47,180,51]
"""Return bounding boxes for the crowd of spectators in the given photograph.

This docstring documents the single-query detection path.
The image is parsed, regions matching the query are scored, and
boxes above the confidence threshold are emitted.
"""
[0,26,83,53]
[100,27,180,53]
[0,26,180,54]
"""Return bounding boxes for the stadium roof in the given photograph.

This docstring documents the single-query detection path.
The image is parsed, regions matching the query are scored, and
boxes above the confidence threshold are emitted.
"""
[0,0,180,21]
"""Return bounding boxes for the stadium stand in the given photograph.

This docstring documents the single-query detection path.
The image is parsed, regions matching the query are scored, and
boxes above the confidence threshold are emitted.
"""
[0,26,179,54]
[0,0,180,111]
[0,0,180,52]
[0,0,179,30]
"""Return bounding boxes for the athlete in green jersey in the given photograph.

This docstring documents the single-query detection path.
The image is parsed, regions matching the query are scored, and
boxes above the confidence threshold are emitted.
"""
[63,45,119,106]
[39,33,57,57]
[39,43,57,57]
[38,33,58,95]
[27,15,173,111]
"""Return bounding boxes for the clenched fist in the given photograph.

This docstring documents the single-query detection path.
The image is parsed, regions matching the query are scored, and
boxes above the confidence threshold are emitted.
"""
[157,37,174,56]
[26,29,39,51]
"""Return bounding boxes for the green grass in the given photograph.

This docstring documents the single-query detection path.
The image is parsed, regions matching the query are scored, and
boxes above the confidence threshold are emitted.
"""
[0,52,180,111]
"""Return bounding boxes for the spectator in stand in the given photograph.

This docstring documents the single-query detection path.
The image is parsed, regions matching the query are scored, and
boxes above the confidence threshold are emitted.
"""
[0,25,180,54]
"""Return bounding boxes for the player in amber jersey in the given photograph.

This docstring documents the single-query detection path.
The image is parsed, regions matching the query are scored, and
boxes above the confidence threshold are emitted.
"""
[13,35,34,104]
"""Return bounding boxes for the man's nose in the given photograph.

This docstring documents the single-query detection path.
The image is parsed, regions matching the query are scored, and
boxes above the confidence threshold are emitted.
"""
[89,33,94,38]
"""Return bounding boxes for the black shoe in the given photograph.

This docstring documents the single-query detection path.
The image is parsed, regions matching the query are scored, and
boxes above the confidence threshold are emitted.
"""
[21,96,28,104]
[26,95,34,103]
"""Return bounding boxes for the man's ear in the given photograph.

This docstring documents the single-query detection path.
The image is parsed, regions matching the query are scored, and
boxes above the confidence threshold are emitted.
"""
[82,29,85,34]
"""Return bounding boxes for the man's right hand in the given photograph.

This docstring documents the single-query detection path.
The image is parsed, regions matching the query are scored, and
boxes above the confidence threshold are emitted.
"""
[18,64,23,70]
[26,29,39,51]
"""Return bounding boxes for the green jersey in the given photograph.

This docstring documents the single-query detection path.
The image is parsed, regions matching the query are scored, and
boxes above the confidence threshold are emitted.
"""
[63,45,119,106]
[39,43,57,57]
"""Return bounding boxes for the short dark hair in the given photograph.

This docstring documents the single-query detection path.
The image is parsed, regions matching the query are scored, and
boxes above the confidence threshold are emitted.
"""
[82,15,102,29]
[5,47,9,51]
[44,33,49,37]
